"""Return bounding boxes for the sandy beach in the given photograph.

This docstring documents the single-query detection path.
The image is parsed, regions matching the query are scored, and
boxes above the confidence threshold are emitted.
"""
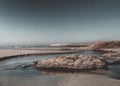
[0,41,120,86]
[0,47,78,60]
[58,74,120,86]
[1,73,120,86]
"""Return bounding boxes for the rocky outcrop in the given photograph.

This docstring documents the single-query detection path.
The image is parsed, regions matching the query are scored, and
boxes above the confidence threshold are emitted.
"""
[103,52,120,59]
[88,41,120,50]
[88,42,110,50]
[33,55,107,70]
[103,53,120,65]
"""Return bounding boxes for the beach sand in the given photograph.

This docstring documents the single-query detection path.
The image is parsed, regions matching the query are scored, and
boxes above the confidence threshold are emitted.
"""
[1,74,120,86]
[0,47,77,60]
[58,74,120,86]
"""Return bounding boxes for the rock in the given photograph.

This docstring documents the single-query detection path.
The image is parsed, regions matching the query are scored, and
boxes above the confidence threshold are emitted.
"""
[33,55,107,70]
[103,52,120,60]
[88,42,110,50]
[88,41,120,50]
[103,52,120,65]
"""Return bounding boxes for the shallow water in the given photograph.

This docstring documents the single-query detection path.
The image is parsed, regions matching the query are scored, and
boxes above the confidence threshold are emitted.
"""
[0,51,120,86]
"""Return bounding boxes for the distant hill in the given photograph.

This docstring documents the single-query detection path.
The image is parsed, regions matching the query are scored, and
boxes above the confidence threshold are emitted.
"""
[89,41,120,50]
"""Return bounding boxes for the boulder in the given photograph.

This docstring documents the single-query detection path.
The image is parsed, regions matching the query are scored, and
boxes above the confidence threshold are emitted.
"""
[33,55,107,70]
[103,52,120,65]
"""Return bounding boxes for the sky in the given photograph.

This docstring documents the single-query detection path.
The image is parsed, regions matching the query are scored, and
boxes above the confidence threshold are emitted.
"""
[0,0,120,46]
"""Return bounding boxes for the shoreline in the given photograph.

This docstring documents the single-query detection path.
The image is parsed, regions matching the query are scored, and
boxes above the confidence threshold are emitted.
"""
[0,48,77,61]
[0,47,118,62]
[0,41,120,65]
[0,48,110,61]
[0,42,120,86]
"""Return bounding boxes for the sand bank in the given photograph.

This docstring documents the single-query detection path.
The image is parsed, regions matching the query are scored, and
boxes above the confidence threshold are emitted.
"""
[0,48,76,61]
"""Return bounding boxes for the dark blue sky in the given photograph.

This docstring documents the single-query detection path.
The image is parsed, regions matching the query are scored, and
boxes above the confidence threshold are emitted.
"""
[0,0,120,45]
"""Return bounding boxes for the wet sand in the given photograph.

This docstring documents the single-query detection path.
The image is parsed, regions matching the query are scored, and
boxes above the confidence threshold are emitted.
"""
[58,74,120,86]
[1,73,120,86]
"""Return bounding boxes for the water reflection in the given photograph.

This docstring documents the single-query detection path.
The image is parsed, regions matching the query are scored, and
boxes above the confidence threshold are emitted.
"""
[38,69,109,75]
